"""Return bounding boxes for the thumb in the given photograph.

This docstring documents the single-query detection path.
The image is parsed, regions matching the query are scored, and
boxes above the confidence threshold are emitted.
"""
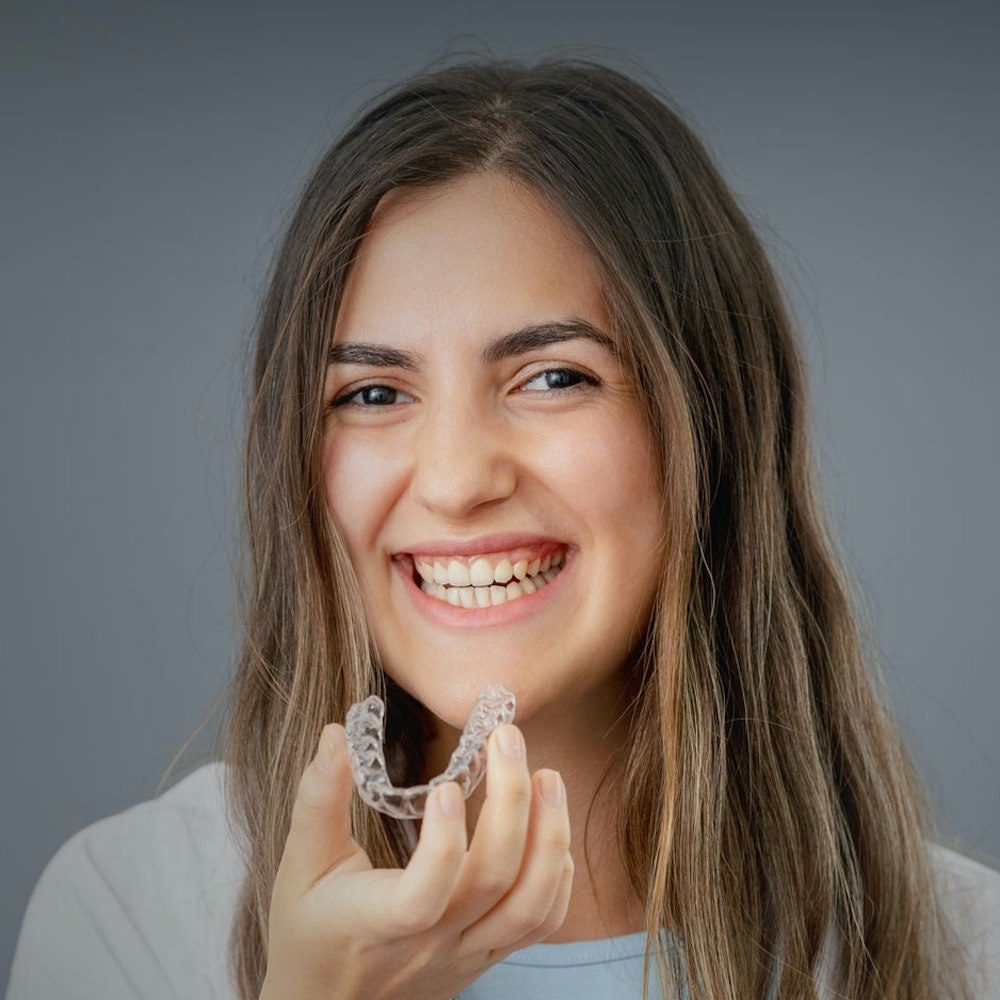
[279,723,367,892]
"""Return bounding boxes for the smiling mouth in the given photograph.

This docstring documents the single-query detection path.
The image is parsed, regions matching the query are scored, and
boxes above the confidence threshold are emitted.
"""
[409,548,567,608]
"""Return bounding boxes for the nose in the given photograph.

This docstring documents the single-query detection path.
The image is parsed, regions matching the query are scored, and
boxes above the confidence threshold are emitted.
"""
[408,396,517,520]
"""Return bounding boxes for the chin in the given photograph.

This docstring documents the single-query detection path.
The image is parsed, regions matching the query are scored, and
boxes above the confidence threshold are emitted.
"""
[385,670,486,730]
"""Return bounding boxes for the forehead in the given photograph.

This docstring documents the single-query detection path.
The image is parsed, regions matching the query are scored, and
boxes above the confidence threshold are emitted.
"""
[333,173,610,347]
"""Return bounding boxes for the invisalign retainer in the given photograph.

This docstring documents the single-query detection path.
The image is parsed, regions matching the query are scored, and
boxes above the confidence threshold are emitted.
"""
[345,684,516,819]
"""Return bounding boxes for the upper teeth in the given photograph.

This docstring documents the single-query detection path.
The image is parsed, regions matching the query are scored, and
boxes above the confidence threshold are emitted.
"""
[414,549,565,588]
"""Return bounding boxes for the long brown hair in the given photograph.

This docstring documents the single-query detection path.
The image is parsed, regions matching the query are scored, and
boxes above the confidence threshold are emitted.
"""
[219,55,973,998]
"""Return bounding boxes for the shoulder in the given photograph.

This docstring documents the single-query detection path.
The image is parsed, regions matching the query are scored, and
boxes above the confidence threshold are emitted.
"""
[928,842,1000,996]
[41,759,243,919]
[7,761,244,999]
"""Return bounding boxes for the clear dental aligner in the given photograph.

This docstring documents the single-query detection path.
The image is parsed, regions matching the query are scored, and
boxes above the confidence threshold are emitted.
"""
[345,684,516,819]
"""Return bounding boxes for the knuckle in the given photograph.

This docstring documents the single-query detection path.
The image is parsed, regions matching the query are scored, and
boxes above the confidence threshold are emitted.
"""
[388,894,441,936]
[532,905,567,943]
[507,901,549,936]
[501,782,533,809]
[541,828,572,858]
[476,866,516,899]
[521,918,554,946]
[500,781,531,814]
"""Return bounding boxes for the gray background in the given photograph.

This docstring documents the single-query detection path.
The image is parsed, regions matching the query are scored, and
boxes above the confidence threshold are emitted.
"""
[2,0,998,986]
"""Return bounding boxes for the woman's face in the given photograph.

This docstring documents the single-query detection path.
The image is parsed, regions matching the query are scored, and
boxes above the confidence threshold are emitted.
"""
[322,172,663,730]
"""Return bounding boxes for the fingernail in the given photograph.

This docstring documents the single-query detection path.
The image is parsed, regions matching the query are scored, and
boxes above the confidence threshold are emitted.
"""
[497,725,523,760]
[540,771,564,808]
[436,783,463,818]
[317,730,338,775]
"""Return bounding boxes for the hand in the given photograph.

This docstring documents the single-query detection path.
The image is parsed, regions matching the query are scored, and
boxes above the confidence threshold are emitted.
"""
[259,722,573,1000]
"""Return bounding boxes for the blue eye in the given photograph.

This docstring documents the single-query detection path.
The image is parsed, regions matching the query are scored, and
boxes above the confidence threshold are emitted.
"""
[522,368,600,392]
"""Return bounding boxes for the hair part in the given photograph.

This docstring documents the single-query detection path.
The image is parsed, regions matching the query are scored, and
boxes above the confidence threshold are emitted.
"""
[220,55,971,998]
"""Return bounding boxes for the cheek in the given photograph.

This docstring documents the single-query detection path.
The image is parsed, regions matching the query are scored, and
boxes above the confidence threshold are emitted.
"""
[542,410,659,529]
[572,414,663,614]
[322,434,403,556]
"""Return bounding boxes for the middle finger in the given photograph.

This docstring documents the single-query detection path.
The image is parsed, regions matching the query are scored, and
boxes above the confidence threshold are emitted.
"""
[446,724,533,924]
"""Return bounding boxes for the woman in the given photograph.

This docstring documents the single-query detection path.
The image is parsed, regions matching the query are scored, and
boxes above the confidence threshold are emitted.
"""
[8,57,999,1000]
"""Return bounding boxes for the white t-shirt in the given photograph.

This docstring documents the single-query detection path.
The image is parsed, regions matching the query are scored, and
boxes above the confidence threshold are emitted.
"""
[6,762,1000,999]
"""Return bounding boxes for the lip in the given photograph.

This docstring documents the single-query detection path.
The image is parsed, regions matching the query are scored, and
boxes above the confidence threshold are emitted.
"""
[393,546,575,630]
[396,532,567,559]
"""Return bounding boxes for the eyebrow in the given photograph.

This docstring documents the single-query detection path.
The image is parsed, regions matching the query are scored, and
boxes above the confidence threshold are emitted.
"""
[326,320,616,370]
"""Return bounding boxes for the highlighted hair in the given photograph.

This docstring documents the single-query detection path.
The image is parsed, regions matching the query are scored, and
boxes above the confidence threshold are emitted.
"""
[219,55,972,998]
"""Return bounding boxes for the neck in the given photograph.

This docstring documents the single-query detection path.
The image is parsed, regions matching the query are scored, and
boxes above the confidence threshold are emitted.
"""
[421,677,647,943]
